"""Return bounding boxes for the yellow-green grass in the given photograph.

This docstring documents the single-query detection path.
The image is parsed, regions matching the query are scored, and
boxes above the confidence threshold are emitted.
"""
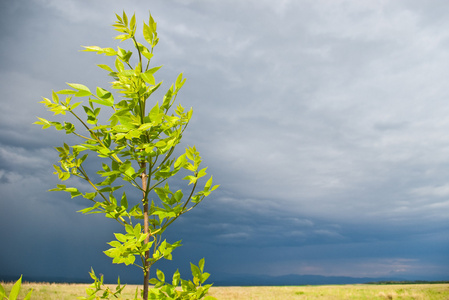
[207,284,449,299]
[1,282,448,299]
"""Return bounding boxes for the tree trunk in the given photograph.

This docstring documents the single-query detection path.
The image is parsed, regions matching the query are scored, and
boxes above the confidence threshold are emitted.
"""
[141,163,150,300]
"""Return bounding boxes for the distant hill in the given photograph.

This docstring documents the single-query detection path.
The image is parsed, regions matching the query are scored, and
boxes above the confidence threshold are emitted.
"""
[211,273,407,286]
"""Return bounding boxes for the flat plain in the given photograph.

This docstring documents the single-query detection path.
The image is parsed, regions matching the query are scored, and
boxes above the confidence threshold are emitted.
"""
[1,282,448,299]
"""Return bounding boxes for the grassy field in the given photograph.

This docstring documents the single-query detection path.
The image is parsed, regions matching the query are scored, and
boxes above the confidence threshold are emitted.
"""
[1,282,448,299]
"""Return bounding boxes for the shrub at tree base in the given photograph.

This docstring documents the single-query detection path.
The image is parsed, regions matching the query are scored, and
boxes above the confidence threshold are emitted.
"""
[35,11,218,300]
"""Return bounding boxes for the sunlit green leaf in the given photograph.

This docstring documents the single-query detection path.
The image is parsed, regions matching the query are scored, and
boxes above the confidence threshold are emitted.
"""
[120,192,128,209]
[175,73,186,91]
[199,258,205,272]
[172,270,180,287]
[141,72,155,85]
[97,64,114,72]
[82,45,103,52]
[9,275,22,300]
[156,269,165,282]
[190,263,201,279]
[0,283,6,298]
[93,87,114,106]
[130,14,136,32]
[67,83,92,97]
[90,97,113,107]
[138,123,152,131]
[115,57,124,72]
[24,289,33,300]
[143,23,153,45]
[57,89,76,95]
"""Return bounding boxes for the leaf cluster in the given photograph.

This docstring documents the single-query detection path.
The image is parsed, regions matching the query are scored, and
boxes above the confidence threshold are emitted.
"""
[147,259,216,300]
[78,269,127,300]
[35,11,218,300]
[81,259,216,300]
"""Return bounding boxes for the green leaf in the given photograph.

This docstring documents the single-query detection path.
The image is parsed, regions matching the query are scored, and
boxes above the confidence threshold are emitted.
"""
[175,73,186,91]
[115,13,123,23]
[120,192,128,209]
[115,34,129,41]
[63,122,75,134]
[143,23,153,45]
[96,87,111,98]
[133,223,142,236]
[115,57,125,72]
[9,275,22,300]
[199,258,205,272]
[191,263,201,279]
[172,270,181,287]
[156,269,165,282]
[138,123,152,131]
[137,232,147,243]
[57,89,76,95]
[52,90,59,103]
[93,87,114,106]
[124,255,136,265]
[67,83,92,97]
[69,101,82,111]
[77,207,95,214]
[117,47,132,62]
[140,47,153,60]
[0,283,5,298]
[108,240,122,248]
[197,167,208,179]
[82,45,103,52]
[149,14,157,38]
[122,11,128,26]
[185,147,194,161]
[149,103,161,124]
[130,13,136,31]
[173,190,183,202]
[90,97,113,107]
[183,175,197,185]
[125,224,133,234]
[141,71,155,85]
[147,66,162,75]
[204,176,213,191]
[114,233,127,242]
[24,289,33,300]
[34,117,51,129]
[84,192,96,200]
[162,86,173,110]
[83,46,117,56]
[146,82,162,99]
[97,64,114,72]
[201,272,210,283]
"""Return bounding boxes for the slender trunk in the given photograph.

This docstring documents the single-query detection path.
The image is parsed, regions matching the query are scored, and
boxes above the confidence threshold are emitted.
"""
[141,163,150,300]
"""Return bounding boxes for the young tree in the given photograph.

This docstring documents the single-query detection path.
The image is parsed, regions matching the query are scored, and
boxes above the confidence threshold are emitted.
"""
[35,11,218,300]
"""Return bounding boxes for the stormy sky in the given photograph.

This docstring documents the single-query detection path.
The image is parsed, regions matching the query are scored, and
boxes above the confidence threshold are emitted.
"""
[1,0,448,284]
